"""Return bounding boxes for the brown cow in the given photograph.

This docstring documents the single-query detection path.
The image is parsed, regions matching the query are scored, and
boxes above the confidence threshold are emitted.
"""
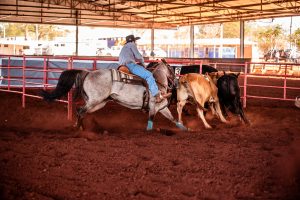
[177,73,227,129]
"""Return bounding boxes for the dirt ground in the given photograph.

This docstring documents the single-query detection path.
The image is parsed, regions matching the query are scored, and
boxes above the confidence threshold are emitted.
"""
[1,83,300,199]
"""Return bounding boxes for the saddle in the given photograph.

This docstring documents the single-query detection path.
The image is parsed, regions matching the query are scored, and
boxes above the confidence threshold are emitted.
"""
[115,65,147,86]
[113,65,150,110]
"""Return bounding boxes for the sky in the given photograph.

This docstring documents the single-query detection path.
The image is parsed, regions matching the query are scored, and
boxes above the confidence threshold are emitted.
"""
[253,16,300,33]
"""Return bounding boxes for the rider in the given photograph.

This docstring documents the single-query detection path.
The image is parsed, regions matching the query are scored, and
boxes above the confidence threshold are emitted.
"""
[118,34,171,103]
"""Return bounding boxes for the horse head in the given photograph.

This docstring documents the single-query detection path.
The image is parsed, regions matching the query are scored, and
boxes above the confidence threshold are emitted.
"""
[147,59,175,91]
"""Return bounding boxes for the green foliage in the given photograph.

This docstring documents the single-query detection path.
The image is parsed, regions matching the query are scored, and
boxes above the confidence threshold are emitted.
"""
[255,24,284,53]
[290,28,300,49]
[0,23,67,40]
[223,22,240,38]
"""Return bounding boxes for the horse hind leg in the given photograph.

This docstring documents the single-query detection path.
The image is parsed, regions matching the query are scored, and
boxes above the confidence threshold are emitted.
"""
[74,106,87,130]
[75,101,108,130]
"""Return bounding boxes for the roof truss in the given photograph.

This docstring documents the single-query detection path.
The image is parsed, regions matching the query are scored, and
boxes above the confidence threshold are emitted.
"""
[0,0,300,28]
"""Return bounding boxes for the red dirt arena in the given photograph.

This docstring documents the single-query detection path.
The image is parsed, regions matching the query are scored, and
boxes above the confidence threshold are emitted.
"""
[0,76,300,200]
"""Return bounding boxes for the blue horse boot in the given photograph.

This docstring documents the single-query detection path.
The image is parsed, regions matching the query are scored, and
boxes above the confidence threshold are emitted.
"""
[146,120,153,131]
[176,122,188,131]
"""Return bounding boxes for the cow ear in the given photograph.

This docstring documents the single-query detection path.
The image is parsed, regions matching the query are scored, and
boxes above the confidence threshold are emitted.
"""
[235,72,240,77]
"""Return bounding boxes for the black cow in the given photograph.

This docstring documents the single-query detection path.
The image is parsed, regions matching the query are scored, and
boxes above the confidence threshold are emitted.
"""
[179,64,218,74]
[216,72,250,125]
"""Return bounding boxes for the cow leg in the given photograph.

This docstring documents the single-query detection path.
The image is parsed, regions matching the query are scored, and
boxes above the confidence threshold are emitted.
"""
[209,103,216,116]
[196,107,212,129]
[214,102,228,123]
[219,98,228,117]
[177,99,187,125]
[238,101,250,125]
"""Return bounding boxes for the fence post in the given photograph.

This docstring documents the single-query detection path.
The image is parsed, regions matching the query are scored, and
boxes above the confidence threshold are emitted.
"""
[93,58,97,71]
[43,56,47,90]
[8,56,11,90]
[67,56,73,120]
[22,56,26,108]
[199,60,202,74]
[243,62,248,108]
[283,64,287,100]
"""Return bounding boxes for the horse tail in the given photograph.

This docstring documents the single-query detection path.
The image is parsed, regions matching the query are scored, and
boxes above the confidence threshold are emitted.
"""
[41,69,87,101]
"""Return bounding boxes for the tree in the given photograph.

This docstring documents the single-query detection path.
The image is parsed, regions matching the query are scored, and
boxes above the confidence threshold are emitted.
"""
[223,22,240,38]
[255,24,285,53]
[0,23,68,40]
[290,28,300,49]
[196,24,220,38]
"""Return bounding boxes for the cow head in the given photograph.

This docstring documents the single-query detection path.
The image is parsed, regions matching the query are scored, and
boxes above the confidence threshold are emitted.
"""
[208,71,225,84]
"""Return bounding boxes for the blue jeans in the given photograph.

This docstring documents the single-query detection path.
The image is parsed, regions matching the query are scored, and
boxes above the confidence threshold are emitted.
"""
[126,63,159,97]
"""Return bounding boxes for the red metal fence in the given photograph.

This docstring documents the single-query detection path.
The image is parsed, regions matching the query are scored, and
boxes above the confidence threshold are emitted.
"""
[1,55,300,120]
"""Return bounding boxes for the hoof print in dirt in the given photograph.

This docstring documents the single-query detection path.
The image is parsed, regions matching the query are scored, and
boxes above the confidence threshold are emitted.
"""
[76,131,101,141]
[159,129,176,136]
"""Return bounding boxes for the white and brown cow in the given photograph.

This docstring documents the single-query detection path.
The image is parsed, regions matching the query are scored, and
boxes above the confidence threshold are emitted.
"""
[177,73,227,129]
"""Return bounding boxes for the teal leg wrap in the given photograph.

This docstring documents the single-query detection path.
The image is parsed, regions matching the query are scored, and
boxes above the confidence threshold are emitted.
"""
[176,122,187,131]
[147,120,153,131]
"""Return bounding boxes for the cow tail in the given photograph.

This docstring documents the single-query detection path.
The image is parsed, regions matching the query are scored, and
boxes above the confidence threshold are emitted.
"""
[41,69,87,102]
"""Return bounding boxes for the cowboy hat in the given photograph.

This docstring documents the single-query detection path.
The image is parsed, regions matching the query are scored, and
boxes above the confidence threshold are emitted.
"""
[126,35,141,43]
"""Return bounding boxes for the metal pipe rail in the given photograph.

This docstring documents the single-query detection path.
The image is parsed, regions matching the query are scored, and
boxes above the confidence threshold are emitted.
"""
[1,55,300,120]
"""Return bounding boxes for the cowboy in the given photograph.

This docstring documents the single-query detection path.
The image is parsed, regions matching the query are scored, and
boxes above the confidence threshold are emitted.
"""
[118,34,171,103]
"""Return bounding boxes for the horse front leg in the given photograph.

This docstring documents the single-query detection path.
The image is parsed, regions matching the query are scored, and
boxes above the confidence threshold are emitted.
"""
[146,105,156,131]
[159,107,188,131]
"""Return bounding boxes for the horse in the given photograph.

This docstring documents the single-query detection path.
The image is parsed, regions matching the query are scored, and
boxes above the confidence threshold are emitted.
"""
[41,59,187,132]
[177,73,228,129]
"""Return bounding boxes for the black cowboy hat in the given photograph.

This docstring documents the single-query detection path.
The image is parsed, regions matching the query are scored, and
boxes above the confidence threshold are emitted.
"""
[126,34,141,43]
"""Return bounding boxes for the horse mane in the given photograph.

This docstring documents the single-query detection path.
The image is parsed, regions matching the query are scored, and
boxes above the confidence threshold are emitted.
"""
[146,61,159,70]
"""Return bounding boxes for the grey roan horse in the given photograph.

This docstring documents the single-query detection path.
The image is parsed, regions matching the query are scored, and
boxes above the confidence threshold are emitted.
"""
[41,59,187,131]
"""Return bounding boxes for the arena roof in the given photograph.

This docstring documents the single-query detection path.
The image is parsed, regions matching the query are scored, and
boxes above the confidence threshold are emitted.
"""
[1,0,300,29]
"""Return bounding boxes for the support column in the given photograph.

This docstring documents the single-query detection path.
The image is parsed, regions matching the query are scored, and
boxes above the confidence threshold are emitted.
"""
[219,23,223,58]
[75,10,79,56]
[151,28,154,57]
[240,20,244,58]
[190,25,194,58]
